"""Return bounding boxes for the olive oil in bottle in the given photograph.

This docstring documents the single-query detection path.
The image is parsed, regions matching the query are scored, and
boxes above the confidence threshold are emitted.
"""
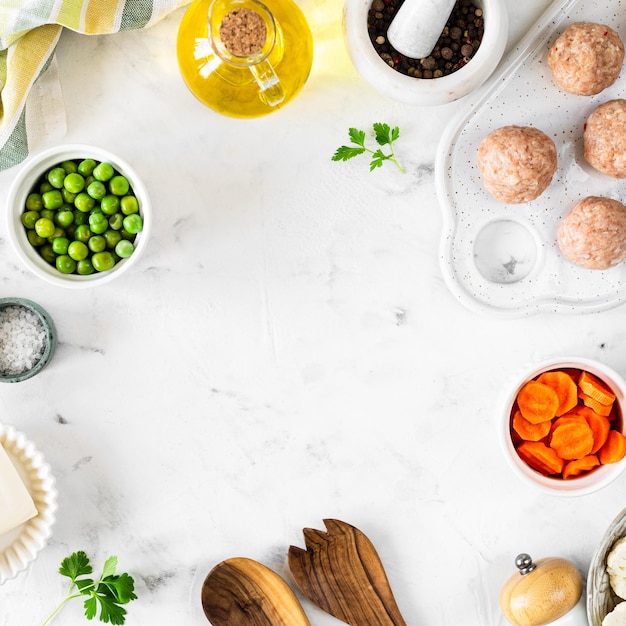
[176,0,314,118]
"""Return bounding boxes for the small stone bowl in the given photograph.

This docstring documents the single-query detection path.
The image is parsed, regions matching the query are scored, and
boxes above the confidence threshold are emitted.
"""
[0,298,57,383]
[6,144,150,288]
[499,357,626,497]
[343,0,508,105]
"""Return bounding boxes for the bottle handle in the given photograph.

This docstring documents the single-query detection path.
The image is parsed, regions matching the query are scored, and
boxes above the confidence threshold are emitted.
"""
[249,59,284,106]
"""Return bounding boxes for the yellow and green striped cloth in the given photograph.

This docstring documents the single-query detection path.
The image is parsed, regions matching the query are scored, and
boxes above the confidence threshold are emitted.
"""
[0,0,188,171]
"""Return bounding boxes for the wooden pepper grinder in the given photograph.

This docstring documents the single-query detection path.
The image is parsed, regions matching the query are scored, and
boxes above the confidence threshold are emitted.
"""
[500,553,585,626]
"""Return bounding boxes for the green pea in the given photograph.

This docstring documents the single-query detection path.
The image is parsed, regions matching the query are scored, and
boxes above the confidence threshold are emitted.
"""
[47,167,66,189]
[25,193,43,211]
[74,224,92,243]
[62,188,77,204]
[47,226,65,242]
[56,254,77,274]
[77,159,96,176]
[27,230,46,247]
[77,258,95,275]
[73,210,89,225]
[92,251,115,272]
[64,172,85,194]
[100,195,120,215]
[103,229,122,249]
[55,209,74,228]
[120,195,139,215]
[68,240,89,261]
[40,209,56,221]
[61,160,78,174]
[52,237,70,255]
[42,190,63,210]
[88,235,106,253]
[93,162,114,182]
[109,175,130,196]
[21,211,40,229]
[108,213,124,230]
[120,228,136,241]
[39,181,54,194]
[89,213,109,235]
[87,180,106,200]
[74,192,95,212]
[115,239,134,258]
[35,217,56,238]
[122,214,143,235]
[39,244,57,265]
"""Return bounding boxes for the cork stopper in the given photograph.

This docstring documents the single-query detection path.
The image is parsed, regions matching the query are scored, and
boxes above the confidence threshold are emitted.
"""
[219,8,266,57]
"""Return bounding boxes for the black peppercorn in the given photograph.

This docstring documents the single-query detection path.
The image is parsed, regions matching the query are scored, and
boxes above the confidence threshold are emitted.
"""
[367,0,484,79]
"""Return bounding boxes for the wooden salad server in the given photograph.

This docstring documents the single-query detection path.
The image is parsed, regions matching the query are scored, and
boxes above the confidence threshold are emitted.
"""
[201,557,311,626]
[288,519,408,626]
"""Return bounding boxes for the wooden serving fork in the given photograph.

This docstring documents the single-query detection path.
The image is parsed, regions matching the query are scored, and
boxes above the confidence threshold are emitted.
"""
[288,519,408,626]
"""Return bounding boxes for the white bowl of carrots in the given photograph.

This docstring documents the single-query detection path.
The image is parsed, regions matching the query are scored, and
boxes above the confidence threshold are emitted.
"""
[501,357,626,496]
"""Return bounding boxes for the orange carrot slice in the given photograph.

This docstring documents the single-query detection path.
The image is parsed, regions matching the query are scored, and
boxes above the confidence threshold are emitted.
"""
[562,455,600,479]
[579,390,613,416]
[517,441,565,475]
[584,410,611,454]
[512,410,552,442]
[599,430,626,464]
[578,370,616,406]
[517,381,559,424]
[537,370,578,416]
[550,420,594,460]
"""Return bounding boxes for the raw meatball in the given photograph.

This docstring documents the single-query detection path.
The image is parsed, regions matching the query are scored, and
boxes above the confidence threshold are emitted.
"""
[584,99,626,178]
[557,196,626,269]
[607,536,626,600]
[477,126,557,204]
[547,22,624,95]
[603,601,626,626]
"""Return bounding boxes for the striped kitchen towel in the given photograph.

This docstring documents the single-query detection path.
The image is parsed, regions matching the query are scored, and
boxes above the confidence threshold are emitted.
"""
[0,0,189,172]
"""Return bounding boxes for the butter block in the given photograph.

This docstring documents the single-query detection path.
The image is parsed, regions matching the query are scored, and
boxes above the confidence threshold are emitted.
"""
[0,442,37,536]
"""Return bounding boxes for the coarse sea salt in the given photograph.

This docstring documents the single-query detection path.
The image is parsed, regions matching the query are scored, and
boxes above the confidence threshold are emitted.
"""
[0,306,46,375]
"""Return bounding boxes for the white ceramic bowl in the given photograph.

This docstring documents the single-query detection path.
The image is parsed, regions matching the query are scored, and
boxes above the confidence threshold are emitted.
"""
[343,0,508,106]
[6,144,151,288]
[0,423,57,584]
[500,357,626,497]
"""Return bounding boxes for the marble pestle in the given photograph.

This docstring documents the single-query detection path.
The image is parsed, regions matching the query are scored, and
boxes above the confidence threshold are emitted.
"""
[387,0,456,59]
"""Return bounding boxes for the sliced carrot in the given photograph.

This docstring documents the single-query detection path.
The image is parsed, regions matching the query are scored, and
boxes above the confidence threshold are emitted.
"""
[512,410,552,441]
[549,420,594,460]
[578,370,616,406]
[517,381,559,424]
[517,441,565,475]
[584,410,611,454]
[579,390,613,416]
[537,370,578,416]
[598,430,626,464]
[562,455,600,479]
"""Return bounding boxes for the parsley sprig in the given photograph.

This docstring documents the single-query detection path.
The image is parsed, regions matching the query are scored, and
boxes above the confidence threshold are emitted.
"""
[332,123,404,173]
[42,551,137,625]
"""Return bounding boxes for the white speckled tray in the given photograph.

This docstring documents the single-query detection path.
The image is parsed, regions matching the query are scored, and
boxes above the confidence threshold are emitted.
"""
[436,0,626,317]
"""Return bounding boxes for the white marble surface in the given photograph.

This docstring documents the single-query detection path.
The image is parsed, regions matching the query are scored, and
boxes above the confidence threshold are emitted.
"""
[1,0,625,624]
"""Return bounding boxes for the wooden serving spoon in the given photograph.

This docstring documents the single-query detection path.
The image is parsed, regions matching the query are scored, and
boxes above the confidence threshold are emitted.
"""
[201,557,311,626]
[288,519,408,626]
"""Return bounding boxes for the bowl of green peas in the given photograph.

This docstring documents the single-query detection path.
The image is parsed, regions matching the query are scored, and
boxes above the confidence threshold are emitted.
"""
[6,144,150,287]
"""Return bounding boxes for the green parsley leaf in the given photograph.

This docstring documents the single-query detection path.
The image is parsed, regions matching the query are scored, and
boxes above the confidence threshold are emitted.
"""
[331,146,366,162]
[42,552,137,626]
[332,123,404,173]
[59,551,93,581]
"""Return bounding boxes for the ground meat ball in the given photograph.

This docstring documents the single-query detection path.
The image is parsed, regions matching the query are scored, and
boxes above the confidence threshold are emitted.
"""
[557,196,626,269]
[547,22,624,95]
[584,99,626,178]
[477,126,557,204]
